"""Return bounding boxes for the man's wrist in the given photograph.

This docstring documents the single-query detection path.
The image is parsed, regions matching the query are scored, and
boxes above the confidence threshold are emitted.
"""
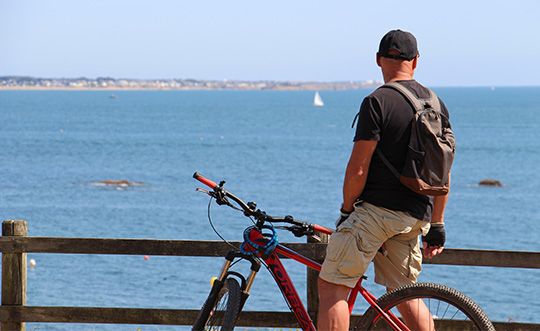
[340,205,353,214]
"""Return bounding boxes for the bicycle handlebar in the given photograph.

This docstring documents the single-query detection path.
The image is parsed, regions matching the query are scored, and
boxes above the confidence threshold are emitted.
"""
[193,171,256,217]
[193,171,333,236]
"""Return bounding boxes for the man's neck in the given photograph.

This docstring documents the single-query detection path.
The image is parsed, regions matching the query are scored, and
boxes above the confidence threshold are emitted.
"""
[384,72,414,83]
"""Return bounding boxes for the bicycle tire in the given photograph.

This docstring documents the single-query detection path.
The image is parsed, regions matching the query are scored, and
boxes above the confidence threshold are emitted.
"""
[192,277,242,331]
[355,282,495,331]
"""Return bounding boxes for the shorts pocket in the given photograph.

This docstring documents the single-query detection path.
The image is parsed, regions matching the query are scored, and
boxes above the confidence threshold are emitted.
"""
[337,244,369,278]
[407,241,423,281]
[325,228,354,262]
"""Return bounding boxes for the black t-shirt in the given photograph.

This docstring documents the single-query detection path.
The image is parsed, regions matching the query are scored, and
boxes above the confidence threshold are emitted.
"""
[353,80,450,221]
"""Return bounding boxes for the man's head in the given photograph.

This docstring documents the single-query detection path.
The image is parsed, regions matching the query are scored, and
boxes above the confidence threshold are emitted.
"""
[376,29,419,82]
[377,29,418,61]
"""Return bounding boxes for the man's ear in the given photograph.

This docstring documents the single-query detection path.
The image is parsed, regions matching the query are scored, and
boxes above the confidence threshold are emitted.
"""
[376,54,382,67]
[412,55,418,70]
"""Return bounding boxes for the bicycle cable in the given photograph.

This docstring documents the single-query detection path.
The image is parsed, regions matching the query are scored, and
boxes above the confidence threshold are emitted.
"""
[207,190,279,257]
[207,196,237,250]
[228,257,244,269]
[227,199,257,226]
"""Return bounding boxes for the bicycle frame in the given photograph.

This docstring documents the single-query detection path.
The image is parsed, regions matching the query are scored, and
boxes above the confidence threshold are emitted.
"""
[216,228,410,331]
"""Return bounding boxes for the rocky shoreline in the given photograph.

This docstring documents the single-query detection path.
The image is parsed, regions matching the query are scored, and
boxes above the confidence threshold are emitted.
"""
[0,76,381,91]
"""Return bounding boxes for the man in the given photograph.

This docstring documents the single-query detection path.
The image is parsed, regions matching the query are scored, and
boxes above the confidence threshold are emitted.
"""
[317,29,450,331]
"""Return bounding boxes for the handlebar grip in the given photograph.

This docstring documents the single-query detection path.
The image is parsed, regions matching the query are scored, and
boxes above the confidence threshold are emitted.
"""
[193,172,218,189]
[312,224,333,235]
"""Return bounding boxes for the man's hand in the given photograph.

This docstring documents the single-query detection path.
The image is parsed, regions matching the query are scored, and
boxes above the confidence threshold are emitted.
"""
[422,223,445,259]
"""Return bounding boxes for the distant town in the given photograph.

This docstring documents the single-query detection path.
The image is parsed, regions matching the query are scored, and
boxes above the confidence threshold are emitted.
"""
[0,76,381,91]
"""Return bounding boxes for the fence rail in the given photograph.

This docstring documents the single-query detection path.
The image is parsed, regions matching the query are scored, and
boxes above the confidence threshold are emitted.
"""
[1,220,539,331]
[2,236,539,268]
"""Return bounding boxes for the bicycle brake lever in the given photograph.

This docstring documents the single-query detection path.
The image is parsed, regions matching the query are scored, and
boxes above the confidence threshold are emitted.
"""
[212,187,231,206]
[308,234,322,243]
[274,225,292,231]
[196,187,211,195]
[195,188,224,203]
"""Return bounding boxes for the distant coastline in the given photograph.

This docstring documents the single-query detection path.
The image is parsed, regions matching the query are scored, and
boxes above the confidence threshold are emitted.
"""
[0,76,381,91]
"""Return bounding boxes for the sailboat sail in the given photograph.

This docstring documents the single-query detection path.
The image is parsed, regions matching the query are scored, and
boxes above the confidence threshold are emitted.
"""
[313,91,324,107]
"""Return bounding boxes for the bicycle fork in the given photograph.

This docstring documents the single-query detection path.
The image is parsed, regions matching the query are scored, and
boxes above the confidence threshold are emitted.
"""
[215,250,261,311]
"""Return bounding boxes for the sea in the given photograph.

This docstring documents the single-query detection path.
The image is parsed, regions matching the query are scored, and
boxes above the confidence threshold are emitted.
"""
[1,88,539,330]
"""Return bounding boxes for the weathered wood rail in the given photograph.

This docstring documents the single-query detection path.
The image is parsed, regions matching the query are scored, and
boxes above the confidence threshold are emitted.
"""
[1,219,539,331]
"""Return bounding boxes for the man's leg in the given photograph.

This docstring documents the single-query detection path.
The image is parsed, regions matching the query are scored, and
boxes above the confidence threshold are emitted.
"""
[375,218,433,331]
[317,278,351,331]
[390,293,435,331]
[318,202,390,330]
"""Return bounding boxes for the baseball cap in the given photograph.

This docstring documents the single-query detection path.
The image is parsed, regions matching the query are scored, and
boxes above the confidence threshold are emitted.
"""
[377,29,418,61]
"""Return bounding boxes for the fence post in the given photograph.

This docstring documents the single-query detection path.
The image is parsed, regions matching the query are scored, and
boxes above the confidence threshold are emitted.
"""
[306,231,329,325]
[2,220,28,331]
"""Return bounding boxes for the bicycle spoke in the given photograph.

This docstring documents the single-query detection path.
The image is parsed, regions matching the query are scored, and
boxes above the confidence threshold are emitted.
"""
[206,292,230,330]
[450,307,460,320]
[441,301,450,320]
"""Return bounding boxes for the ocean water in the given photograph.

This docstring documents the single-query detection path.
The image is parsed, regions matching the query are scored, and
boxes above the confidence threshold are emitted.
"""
[0,88,539,330]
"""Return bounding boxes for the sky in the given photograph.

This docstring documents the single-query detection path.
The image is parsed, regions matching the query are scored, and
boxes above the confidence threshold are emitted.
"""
[1,0,540,86]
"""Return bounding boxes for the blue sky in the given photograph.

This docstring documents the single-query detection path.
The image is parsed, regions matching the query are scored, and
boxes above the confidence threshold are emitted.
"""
[1,0,539,86]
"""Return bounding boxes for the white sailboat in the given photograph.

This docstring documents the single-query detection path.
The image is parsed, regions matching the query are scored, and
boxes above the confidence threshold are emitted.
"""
[313,91,324,107]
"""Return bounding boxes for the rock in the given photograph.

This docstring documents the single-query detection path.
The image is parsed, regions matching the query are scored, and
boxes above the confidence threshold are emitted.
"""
[478,179,503,187]
[95,180,143,187]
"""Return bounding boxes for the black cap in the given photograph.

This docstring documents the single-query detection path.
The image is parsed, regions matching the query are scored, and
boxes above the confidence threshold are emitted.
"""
[377,29,418,61]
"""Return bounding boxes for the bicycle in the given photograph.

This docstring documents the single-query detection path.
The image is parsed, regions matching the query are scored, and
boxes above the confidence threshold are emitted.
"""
[191,172,495,331]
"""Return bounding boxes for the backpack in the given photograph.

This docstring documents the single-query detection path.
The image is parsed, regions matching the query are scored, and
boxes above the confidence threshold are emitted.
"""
[376,82,456,196]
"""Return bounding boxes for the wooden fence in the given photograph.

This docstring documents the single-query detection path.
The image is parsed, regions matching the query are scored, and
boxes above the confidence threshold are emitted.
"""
[1,219,539,331]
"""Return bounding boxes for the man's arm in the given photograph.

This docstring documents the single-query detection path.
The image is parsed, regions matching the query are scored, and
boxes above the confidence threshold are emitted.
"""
[431,193,449,224]
[342,140,378,213]
[423,174,451,258]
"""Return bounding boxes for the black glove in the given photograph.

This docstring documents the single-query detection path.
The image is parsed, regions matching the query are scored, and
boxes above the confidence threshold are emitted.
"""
[335,208,351,228]
[422,223,446,247]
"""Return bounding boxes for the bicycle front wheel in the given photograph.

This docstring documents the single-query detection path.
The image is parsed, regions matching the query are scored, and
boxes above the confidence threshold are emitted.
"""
[355,282,495,331]
[192,277,242,331]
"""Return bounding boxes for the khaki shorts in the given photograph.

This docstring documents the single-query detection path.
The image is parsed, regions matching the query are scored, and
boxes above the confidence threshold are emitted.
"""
[319,202,430,289]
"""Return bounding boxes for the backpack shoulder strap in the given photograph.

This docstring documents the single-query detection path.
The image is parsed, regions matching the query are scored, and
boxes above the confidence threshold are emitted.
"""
[382,82,425,113]
[426,89,441,112]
